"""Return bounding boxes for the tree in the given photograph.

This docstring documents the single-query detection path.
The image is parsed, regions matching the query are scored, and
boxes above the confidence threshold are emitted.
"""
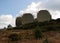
[34,26,43,39]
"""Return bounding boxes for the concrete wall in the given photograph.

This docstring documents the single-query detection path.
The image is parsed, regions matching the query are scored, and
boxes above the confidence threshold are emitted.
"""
[37,10,51,22]
[16,17,22,26]
[21,13,34,24]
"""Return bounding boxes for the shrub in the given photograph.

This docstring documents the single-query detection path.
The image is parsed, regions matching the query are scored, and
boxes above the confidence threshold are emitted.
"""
[8,34,21,41]
[34,26,43,39]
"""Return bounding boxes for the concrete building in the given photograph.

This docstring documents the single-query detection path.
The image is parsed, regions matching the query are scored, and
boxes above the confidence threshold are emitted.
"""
[37,10,51,22]
[21,13,34,24]
[16,17,22,27]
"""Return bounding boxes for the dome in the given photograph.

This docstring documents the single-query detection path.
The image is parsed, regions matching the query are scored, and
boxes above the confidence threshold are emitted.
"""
[37,10,51,22]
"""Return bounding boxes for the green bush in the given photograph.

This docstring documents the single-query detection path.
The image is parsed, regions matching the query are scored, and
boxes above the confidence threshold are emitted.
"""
[34,26,43,39]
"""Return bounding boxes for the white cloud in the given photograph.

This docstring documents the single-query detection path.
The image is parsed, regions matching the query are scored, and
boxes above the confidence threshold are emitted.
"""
[44,0,60,10]
[1,0,60,28]
[19,0,60,19]
[19,2,45,18]
[0,15,15,29]
[50,10,60,19]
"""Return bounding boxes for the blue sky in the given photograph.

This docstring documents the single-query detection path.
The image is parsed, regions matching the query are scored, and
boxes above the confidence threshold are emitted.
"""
[0,0,40,16]
[0,0,60,28]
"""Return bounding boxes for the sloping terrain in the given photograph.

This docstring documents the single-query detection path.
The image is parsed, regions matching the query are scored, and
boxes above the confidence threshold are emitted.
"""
[0,29,60,43]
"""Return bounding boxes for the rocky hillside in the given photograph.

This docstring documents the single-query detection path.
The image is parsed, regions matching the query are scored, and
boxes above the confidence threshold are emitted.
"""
[0,29,60,43]
[0,19,60,43]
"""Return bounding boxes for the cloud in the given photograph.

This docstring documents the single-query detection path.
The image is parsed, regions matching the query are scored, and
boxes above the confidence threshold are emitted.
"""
[19,0,60,19]
[50,10,60,19]
[44,0,60,10]
[0,15,15,29]
[19,2,45,18]
[0,0,60,28]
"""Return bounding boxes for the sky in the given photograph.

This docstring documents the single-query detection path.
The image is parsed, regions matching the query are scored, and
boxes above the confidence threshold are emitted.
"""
[0,0,60,28]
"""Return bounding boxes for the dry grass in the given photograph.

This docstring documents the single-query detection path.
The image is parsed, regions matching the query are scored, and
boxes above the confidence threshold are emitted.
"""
[0,29,60,43]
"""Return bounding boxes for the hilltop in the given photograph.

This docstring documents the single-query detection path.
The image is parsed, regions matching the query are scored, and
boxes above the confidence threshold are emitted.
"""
[0,10,60,43]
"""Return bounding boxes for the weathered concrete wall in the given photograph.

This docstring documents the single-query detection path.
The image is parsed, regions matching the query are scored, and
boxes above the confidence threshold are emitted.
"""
[21,13,34,24]
[16,10,51,26]
[37,10,51,22]
[16,17,22,27]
